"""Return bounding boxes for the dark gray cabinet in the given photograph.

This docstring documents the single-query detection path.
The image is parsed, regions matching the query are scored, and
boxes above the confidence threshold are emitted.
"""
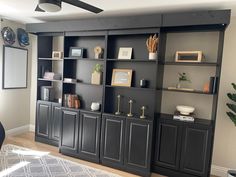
[125,118,153,176]
[180,126,212,176]
[155,121,182,170]
[60,108,79,154]
[79,111,101,162]
[36,101,61,146]
[101,114,126,168]
[154,115,213,177]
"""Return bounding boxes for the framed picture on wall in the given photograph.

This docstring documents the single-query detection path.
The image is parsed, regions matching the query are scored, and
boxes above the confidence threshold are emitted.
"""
[3,45,28,89]
[111,69,132,87]
[118,47,132,59]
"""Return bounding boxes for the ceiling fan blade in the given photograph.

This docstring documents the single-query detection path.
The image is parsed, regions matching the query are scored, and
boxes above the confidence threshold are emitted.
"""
[63,0,103,13]
[35,5,45,12]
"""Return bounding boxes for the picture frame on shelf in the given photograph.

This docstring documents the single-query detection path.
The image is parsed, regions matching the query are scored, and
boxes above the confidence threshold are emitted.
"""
[69,47,84,58]
[118,47,132,59]
[111,69,132,87]
[175,51,202,62]
[52,51,63,59]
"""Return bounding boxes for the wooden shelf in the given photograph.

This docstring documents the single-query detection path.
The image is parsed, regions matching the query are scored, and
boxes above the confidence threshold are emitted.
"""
[107,58,157,62]
[61,106,101,113]
[38,57,63,61]
[160,88,214,95]
[63,81,103,87]
[64,57,104,61]
[106,85,156,91]
[38,78,62,82]
[160,61,219,66]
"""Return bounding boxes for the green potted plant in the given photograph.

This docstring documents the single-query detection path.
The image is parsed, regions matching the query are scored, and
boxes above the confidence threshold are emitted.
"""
[176,72,191,88]
[226,83,236,126]
[91,64,103,85]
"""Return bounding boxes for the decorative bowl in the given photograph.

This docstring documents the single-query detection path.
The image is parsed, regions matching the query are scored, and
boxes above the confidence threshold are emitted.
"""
[176,105,195,115]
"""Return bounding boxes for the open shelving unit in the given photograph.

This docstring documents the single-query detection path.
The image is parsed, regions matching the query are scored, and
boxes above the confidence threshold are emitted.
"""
[33,10,230,177]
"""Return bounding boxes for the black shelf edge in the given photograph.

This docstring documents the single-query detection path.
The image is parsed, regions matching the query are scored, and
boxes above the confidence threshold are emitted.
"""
[64,57,104,61]
[106,85,156,91]
[160,88,215,95]
[107,58,157,62]
[103,112,153,121]
[37,99,61,104]
[62,106,102,113]
[63,81,103,87]
[38,57,63,61]
[38,78,62,82]
[158,113,214,126]
[159,61,219,66]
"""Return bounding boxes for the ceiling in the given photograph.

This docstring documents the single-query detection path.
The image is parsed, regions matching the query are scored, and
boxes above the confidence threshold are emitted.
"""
[0,0,236,24]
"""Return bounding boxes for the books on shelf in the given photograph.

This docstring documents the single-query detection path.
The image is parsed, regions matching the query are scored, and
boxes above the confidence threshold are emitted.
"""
[173,111,195,122]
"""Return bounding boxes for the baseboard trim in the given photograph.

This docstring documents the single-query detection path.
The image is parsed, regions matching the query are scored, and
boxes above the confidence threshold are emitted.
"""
[6,125,30,136]
[29,124,35,132]
[211,164,230,177]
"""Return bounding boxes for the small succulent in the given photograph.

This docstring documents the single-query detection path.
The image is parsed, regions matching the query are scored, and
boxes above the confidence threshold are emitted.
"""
[226,83,236,126]
[93,64,103,73]
[178,72,191,82]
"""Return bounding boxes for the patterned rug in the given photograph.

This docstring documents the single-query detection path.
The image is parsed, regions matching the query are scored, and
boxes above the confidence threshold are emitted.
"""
[0,144,121,177]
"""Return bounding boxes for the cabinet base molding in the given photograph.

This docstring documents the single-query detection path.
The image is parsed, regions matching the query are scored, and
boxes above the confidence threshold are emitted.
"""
[35,136,58,147]
[152,165,201,177]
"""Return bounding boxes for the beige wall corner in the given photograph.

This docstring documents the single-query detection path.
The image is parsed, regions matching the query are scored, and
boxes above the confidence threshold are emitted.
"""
[212,16,236,176]
[0,19,32,131]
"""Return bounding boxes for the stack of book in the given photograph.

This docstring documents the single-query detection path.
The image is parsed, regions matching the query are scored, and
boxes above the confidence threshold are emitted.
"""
[173,111,195,122]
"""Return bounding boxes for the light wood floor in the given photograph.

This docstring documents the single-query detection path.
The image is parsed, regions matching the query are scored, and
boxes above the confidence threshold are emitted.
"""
[5,132,165,177]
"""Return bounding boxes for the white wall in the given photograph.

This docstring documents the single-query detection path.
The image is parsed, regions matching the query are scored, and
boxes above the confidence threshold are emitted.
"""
[211,16,236,176]
[0,19,33,132]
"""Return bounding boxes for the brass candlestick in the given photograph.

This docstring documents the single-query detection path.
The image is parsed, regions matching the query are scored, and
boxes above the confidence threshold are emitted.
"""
[140,106,146,119]
[127,100,133,117]
[115,95,121,115]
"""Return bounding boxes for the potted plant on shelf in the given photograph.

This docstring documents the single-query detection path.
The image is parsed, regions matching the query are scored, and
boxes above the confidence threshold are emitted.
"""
[177,72,191,89]
[146,34,158,60]
[226,83,236,126]
[91,64,103,85]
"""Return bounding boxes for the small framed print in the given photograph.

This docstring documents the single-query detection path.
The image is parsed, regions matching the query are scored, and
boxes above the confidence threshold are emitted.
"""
[111,69,132,87]
[118,47,132,59]
[69,47,84,58]
[52,51,63,59]
[175,51,203,62]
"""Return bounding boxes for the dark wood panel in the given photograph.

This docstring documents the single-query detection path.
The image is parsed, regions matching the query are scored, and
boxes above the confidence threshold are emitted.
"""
[180,126,212,176]
[155,122,181,170]
[60,108,79,152]
[36,101,51,138]
[162,10,230,27]
[125,118,153,173]
[101,114,125,166]
[51,103,61,141]
[79,111,101,161]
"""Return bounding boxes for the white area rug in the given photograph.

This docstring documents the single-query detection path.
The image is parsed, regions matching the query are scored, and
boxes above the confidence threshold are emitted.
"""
[0,144,121,177]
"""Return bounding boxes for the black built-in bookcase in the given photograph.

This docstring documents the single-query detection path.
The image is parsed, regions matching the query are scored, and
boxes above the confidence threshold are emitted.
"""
[32,10,230,177]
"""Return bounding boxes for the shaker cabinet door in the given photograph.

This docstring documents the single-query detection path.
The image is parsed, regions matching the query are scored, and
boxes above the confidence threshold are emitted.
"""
[36,101,51,138]
[125,119,153,173]
[78,111,101,162]
[51,103,61,141]
[101,114,126,167]
[60,108,79,153]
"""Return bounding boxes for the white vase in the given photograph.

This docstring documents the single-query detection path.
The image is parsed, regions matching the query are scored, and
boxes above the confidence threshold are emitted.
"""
[91,72,102,85]
[149,52,157,60]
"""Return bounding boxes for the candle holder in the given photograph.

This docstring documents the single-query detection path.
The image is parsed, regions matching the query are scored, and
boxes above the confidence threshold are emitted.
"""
[127,100,134,117]
[115,95,122,115]
[140,106,146,119]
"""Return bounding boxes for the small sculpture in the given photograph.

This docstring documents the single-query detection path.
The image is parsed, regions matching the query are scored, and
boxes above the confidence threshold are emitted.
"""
[115,95,121,115]
[94,46,103,59]
[127,100,133,117]
[140,106,146,119]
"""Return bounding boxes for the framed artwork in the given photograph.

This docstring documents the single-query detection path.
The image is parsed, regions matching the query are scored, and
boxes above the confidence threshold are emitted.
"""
[69,47,84,58]
[118,47,132,59]
[175,51,202,62]
[52,51,63,59]
[111,69,132,87]
[3,45,28,89]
